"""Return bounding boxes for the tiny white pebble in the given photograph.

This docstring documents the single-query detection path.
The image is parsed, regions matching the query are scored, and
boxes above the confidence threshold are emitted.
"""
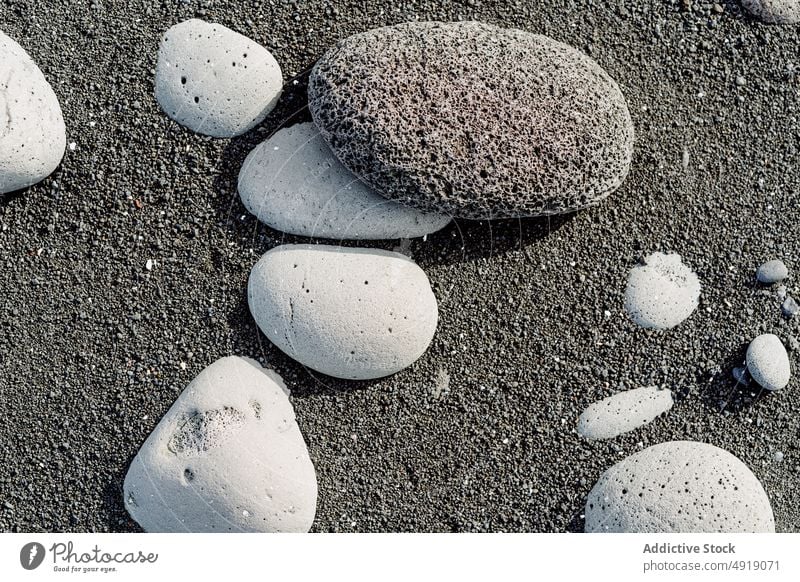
[604,310,611,318]
[145,259,153,271]
[68,142,76,151]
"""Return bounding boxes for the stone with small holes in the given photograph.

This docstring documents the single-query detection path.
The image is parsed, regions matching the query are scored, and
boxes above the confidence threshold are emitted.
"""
[123,356,317,532]
[624,252,701,330]
[308,21,634,219]
[577,386,673,440]
[238,122,451,239]
[154,19,282,137]
[247,244,438,380]
[742,0,800,24]
[0,29,66,194]
[585,441,775,533]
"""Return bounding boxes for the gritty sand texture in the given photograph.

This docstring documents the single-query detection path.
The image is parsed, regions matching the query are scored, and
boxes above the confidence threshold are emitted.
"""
[0,1,799,532]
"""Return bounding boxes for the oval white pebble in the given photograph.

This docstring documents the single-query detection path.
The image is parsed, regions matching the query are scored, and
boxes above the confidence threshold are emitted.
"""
[155,19,282,137]
[746,333,791,391]
[585,441,775,533]
[123,356,317,532]
[756,259,788,284]
[577,386,673,440]
[248,244,438,380]
[624,252,701,330]
[238,122,451,239]
[0,30,66,194]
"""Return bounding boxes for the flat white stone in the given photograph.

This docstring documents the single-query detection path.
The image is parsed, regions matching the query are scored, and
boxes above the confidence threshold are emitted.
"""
[155,19,282,137]
[124,356,317,532]
[624,252,701,330]
[0,30,66,194]
[577,386,673,440]
[238,122,451,239]
[746,333,791,391]
[585,441,775,533]
[248,244,438,380]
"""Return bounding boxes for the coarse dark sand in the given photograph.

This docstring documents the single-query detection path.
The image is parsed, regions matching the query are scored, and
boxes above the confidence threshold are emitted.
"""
[0,0,798,532]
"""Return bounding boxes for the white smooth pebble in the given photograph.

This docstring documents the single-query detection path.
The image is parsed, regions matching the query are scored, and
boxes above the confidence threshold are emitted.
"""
[746,333,791,391]
[577,386,673,440]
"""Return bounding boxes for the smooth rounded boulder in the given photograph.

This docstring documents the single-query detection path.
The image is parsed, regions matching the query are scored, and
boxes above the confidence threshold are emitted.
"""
[585,441,775,533]
[155,19,282,137]
[123,356,317,532]
[0,30,66,194]
[248,244,438,380]
[308,21,634,219]
[238,122,451,239]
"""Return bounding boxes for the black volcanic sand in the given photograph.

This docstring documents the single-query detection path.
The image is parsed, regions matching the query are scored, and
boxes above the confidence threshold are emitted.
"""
[1,0,798,533]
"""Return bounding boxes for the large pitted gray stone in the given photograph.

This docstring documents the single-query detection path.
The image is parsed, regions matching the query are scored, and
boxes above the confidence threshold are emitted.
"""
[238,122,451,239]
[248,244,438,380]
[308,21,634,219]
[746,334,791,391]
[577,386,673,440]
[743,0,800,24]
[1,30,66,194]
[155,19,282,137]
[585,441,775,533]
[124,356,317,532]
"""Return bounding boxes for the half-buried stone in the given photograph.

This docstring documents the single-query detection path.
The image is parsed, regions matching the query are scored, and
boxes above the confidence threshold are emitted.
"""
[585,441,775,533]
[238,122,451,239]
[743,0,800,24]
[624,252,701,330]
[124,356,317,532]
[746,334,791,391]
[1,30,66,194]
[577,386,673,440]
[308,21,634,219]
[756,259,788,284]
[155,19,282,137]
[248,244,438,380]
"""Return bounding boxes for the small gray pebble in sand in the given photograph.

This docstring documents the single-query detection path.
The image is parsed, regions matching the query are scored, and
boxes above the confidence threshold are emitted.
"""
[774,451,785,462]
[782,296,799,317]
[733,366,750,385]
[756,259,789,284]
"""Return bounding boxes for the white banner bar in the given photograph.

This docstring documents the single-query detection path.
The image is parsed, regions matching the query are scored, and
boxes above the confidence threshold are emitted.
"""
[1,533,798,582]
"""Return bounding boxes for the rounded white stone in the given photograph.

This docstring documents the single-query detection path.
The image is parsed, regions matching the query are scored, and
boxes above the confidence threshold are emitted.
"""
[238,122,451,239]
[123,356,317,532]
[577,386,673,440]
[746,333,791,391]
[585,441,775,533]
[0,30,66,194]
[155,19,282,137]
[248,244,438,380]
[756,259,788,284]
[742,0,800,24]
[624,252,701,330]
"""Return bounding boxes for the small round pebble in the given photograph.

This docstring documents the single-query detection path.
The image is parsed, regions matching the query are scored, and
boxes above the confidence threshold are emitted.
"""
[756,259,788,284]
[746,333,791,391]
[624,252,701,330]
[782,296,799,317]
